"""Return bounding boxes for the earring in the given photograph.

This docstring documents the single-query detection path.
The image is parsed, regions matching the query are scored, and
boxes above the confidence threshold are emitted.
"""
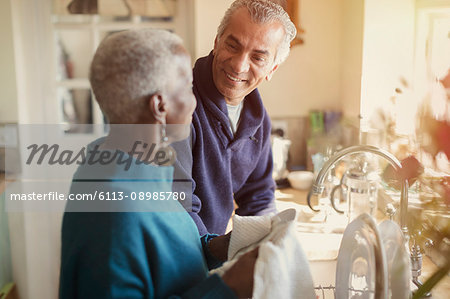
[158,124,177,166]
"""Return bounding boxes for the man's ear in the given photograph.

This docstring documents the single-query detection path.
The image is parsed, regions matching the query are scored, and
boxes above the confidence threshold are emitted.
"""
[148,93,168,124]
[213,36,218,55]
[265,64,279,81]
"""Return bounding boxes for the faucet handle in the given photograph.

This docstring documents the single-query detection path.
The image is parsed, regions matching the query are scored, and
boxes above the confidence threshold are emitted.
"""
[385,203,396,220]
[306,190,321,212]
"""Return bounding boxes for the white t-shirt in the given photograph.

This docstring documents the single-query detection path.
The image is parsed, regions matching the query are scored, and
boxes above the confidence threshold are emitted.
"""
[226,101,244,135]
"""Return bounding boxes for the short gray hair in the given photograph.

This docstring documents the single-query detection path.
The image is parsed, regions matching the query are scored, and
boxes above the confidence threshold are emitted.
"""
[90,29,184,124]
[216,0,296,65]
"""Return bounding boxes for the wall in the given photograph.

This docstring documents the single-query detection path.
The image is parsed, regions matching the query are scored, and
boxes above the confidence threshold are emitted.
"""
[0,0,18,123]
[340,0,364,121]
[11,0,54,124]
[193,0,233,59]
[259,0,344,118]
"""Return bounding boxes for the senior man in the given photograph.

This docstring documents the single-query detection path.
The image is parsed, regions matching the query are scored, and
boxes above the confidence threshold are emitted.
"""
[182,0,296,235]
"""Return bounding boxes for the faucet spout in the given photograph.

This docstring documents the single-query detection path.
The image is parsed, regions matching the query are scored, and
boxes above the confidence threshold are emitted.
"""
[307,145,409,234]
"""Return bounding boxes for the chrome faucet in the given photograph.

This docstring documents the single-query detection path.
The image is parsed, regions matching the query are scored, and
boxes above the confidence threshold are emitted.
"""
[306,145,409,235]
[306,145,434,296]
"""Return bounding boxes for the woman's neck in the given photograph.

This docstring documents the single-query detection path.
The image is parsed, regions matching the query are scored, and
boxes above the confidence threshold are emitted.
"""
[99,124,163,163]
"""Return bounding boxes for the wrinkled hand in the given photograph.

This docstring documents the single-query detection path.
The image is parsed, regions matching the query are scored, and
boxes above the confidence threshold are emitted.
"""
[208,232,231,262]
[222,247,259,298]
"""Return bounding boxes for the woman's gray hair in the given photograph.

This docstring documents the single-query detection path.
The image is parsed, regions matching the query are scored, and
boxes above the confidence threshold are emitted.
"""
[90,29,183,124]
[216,0,296,65]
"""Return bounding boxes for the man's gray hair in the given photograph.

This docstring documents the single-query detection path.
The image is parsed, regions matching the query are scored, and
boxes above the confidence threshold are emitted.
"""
[90,29,183,124]
[216,0,296,65]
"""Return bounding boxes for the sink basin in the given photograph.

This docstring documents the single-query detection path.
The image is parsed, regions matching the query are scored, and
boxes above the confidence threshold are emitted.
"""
[309,259,337,298]
[275,193,344,297]
[276,196,348,234]
[296,231,342,297]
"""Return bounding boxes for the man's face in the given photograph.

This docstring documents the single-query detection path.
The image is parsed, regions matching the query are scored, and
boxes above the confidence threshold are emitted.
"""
[212,7,285,105]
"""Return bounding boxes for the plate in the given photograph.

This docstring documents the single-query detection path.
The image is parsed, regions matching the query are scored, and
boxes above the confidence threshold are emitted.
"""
[378,220,411,299]
[336,213,388,299]
[360,214,389,299]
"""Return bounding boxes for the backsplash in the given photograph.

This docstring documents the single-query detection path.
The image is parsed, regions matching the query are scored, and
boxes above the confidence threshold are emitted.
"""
[271,116,309,169]
[271,115,360,171]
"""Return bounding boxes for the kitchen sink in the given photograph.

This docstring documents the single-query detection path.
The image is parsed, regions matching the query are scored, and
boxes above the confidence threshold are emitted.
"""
[297,231,342,298]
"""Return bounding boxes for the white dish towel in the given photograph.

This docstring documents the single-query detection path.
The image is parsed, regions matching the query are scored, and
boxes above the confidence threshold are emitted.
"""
[211,209,315,299]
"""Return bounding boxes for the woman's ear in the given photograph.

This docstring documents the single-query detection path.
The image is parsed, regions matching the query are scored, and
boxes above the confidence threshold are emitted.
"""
[148,93,168,124]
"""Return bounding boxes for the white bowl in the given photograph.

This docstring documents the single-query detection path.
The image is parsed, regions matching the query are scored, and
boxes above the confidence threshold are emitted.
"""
[287,171,314,190]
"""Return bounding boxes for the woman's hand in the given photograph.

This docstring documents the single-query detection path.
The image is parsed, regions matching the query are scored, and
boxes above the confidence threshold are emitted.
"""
[208,232,231,262]
[222,247,259,298]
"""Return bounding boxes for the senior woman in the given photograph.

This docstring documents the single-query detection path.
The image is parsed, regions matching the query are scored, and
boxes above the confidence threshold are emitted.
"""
[59,29,257,299]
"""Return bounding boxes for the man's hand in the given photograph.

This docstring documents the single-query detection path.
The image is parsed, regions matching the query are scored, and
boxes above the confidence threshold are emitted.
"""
[222,247,259,298]
[208,232,231,262]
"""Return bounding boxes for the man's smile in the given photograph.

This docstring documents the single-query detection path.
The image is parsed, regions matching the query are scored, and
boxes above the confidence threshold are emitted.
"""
[224,70,247,83]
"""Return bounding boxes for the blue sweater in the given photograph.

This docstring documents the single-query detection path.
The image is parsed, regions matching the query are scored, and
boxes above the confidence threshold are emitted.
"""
[59,139,236,299]
[184,53,276,235]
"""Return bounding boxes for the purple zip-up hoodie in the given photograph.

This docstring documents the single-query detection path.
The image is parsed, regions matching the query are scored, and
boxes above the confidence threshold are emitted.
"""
[184,52,276,235]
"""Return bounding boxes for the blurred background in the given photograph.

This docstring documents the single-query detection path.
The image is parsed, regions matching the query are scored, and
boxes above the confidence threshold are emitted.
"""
[0,0,449,298]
